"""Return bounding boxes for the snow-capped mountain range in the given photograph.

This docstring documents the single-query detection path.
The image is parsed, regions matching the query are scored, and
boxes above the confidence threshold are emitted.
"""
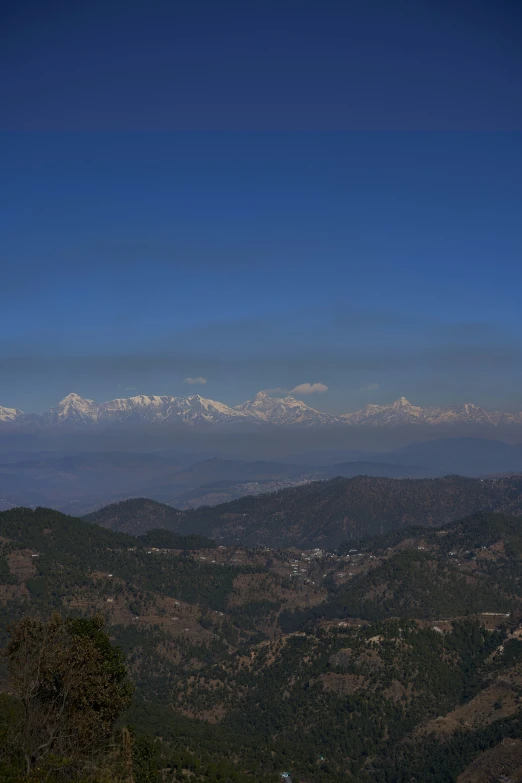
[1,391,522,429]
[339,396,522,427]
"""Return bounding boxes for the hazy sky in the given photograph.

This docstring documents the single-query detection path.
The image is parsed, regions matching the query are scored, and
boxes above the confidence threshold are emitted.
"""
[1,1,521,414]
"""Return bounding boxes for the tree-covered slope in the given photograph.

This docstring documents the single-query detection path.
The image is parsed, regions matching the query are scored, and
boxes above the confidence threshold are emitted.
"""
[281,512,522,630]
[87,474,522,548]
[83,497,184,535]
[2,506,522,782]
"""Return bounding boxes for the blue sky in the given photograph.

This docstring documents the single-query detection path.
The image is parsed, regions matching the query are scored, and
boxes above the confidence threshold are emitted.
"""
[1,2,521,413]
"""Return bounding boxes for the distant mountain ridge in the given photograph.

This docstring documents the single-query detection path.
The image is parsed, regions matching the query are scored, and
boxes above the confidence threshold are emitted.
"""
[85,474,522,548]
[340,396,522,427]
[2,390,522,429]
[2,438,522,516]
[0,451,423,515]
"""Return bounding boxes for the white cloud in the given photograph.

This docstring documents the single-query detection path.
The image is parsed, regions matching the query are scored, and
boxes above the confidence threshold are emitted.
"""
[290,382,328,395]
[184,376,207,385]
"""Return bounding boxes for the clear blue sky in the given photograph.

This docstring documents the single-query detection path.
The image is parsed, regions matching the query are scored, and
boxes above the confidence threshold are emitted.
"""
[1,2,521,413]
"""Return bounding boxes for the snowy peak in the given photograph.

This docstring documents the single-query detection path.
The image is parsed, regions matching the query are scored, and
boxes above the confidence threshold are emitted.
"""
[97,395,180,423]
[44,393,98,425]
[0,405,24,422]
[392,397,415,409]
[342,398,522,427]
[236,392,339,426]
[60,392,90,404]
[167,395,250,425]
[37,391,252,428]
[1,392,522,429]
[56,393,95,411]
[342,398,423,425]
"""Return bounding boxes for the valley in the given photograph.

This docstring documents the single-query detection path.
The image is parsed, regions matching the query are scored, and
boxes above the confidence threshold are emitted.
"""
[1,434,522,517]
[2,498,522,781]
[5,14,520,780]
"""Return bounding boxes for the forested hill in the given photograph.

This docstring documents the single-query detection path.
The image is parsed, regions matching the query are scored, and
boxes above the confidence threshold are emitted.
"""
[86,474,522,548]
[3,505,522,782]
[83,497,183,535]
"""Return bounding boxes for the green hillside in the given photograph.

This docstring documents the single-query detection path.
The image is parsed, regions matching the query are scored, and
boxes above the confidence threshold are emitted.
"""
[86,474,522,549]
[2,506,522,782]
[83,497,184,535]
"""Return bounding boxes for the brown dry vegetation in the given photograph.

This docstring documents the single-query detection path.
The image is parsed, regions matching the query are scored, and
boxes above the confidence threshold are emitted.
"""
[416,662,522,738]
[7,549,38,581]
[458,738,522,782]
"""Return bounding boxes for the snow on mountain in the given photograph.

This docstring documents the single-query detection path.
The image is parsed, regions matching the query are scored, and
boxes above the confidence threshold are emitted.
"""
[31,390,338,428]
[480,409,522,426]
[42,393,99,426]
[161,395,251,426]
[341,398,522,427]
[39,393,252,428]
[341,397,427,426]
[425,403,498,426]
[0,405,25,422]
[236,391,340,426]
[2,392,522,429]
[427,404,522,426]
[97,395,180,423]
